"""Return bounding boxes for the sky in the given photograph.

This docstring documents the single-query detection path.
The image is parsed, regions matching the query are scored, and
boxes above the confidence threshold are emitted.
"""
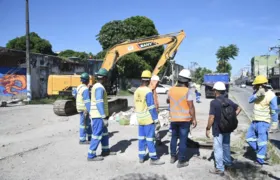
[0,0,280,77]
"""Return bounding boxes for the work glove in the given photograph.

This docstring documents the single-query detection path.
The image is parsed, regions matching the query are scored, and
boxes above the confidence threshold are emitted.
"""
[155,121,161,131]
[256,87,265,98]
[103,118,109,128]
[83,110,89,118]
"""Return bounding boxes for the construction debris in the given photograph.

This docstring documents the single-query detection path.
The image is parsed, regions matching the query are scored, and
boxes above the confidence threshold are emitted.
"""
[109,108,170,127]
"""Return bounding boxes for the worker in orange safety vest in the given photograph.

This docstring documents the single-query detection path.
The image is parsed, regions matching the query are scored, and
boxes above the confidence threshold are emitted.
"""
[167,69,197,168]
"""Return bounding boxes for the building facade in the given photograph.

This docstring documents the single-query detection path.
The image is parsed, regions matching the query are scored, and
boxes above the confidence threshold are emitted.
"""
[251,55,278,78]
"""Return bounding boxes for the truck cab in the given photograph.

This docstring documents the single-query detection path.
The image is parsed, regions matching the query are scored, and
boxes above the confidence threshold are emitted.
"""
[203,73,230,98]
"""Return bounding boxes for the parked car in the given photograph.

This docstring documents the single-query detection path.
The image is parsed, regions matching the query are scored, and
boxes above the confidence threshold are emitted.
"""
[156,84,169,94]
[240,84,246,88]
[159,84,171,91]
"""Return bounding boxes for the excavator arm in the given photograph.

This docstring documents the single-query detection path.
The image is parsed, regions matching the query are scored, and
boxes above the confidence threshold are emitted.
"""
[101,30,185,71]
[152,31,186,75]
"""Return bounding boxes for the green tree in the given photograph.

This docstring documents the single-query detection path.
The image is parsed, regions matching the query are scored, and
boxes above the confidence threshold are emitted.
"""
[216,61,232,76]
[216,44,239,74]
[6,32,54,55]
[58,50,92,61]
[96,16,165,77]
[193,67,212,84]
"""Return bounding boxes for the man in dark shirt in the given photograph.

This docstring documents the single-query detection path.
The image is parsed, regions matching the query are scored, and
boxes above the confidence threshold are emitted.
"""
[206,82,241,176]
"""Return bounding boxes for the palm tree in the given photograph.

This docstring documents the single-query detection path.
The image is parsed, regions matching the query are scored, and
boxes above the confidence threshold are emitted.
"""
[216,44,239,73]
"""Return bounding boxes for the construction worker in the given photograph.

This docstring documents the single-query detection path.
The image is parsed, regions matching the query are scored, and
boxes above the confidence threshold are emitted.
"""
[194,83,201,103]
[134,70,165,165]
[149,75,162,145]
[246,75,278,166]
[167,69,197,168]
[206,81,241,176]
[74,73,92,144]
[87,68,116,161]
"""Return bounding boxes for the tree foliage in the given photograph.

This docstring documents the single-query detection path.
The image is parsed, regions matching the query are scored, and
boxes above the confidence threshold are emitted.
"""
[6,32,54,55]
[216,61,232,76]
[215,44,239,74]
[96,16,165,77]
[193,67,212,84]
[58,49,93,61]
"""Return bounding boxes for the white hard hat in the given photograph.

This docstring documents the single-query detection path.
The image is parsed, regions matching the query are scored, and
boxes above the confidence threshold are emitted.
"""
[179,69,192,80]
[213,81,226,91]
[151,75,160,81]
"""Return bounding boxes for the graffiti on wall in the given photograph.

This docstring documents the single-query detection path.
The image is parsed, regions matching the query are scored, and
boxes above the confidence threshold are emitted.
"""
[0,67,27,96]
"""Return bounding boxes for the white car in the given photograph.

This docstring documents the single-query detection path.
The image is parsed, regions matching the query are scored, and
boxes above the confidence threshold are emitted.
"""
[240,84,246,88]
[156,84,169,94]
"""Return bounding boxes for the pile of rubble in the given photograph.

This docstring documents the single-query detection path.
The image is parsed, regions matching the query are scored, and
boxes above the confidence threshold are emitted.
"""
[109,108,170,127]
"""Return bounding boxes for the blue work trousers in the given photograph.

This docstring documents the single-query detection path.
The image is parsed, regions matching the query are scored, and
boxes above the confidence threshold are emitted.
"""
[170,122,191,161]
[246,121,270,164]
[213,133,232,172]
[88,118,109,159]
[79,112,92,142]
[195,91,201,102]
[138,124,158,160]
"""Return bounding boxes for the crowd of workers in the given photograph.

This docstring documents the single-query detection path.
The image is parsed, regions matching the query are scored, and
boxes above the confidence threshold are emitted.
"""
[72,67,279,176]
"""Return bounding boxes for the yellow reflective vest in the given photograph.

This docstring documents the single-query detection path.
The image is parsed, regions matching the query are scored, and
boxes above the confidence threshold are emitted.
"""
[76,84,88,112]
[90,83,109,118]
[134,86,154,125]
[195,84,201,93]
[252,90,275,123]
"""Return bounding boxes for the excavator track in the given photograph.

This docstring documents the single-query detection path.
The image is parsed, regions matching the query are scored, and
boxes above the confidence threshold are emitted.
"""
[53,98,128,116]
[53,99,77,116]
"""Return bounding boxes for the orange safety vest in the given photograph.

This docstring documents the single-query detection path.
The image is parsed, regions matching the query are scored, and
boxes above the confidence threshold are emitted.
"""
[169,87,192,122]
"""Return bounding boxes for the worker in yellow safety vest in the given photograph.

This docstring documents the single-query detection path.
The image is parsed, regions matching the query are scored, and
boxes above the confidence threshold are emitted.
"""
[246,75,278,166]
[74,72,92,144]
[134,70,165,165]
[194,83,201,103]
[87,68,116,161]
[167,69,197,168]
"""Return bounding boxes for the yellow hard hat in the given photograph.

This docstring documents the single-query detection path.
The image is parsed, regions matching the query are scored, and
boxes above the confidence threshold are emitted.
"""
[252,75,268,85]
[141,70,152,79]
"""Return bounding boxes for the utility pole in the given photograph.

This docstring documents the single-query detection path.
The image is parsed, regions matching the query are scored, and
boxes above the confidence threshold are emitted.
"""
[26,0,31,102]
[269,39,280,76]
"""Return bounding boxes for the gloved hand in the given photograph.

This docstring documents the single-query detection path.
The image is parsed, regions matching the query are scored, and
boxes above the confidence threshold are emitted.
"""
[83,110,89,118]
[103,118,109,127]
[155,121,161,131]
[256,87,265,98]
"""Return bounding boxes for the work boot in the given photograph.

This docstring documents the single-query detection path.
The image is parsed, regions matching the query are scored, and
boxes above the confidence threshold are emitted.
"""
[170,156,177,164]
[150,159,165,165]
[139,159,145,164]
[254,161,263,168]
[209,168,224,176]
[177,161,189,168]
[79,140,90,145]
[101,151,117,157]
[87,156,104,161]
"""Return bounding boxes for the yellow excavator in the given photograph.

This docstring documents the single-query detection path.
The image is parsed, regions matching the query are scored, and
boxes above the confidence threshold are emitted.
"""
[47,30,186,116]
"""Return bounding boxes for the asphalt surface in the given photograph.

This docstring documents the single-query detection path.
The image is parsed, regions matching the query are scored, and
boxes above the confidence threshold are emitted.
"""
[230,85,280,150]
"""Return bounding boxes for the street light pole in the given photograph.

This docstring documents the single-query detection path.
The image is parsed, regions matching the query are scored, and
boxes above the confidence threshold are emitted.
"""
[26,0,31,102]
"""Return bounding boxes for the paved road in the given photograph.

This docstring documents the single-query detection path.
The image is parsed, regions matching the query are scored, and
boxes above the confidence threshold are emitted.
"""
[230,86,280,150]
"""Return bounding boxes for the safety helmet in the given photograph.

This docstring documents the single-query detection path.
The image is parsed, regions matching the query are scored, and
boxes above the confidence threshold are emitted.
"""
[151,75,160,81]
[80,72,90,82]
[213,81,226,91]
[96,68,108,77]
[179,69,192,80]
[252,75,268,85]
[141,70,152,80]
